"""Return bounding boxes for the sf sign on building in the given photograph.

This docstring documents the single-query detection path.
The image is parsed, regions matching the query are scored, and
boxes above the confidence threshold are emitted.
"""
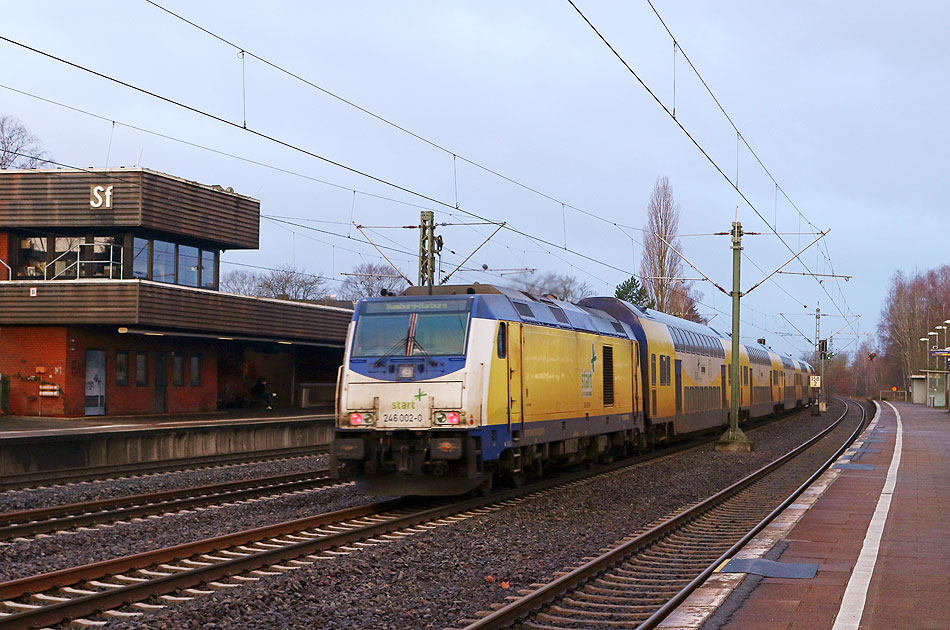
[89,184,114,209]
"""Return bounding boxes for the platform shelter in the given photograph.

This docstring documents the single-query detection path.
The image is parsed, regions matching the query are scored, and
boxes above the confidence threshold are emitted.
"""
[0,168,351,417]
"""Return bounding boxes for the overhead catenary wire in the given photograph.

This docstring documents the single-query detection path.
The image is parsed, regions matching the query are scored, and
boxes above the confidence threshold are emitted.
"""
[566,1,859,338]
[1,43,798,343]
[641,0,858,332]
[2,57,803,331]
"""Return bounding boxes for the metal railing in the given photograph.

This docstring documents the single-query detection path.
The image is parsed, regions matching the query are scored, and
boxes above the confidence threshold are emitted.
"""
[44,243,124,280]
[0,258,10,281]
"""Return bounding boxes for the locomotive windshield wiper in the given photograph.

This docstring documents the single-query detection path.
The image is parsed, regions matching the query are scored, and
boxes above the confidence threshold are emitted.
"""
[373,336,409,367]
[409,336,431,357]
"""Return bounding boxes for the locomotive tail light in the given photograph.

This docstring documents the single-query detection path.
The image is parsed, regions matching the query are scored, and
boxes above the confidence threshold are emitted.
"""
[446,411,460,425]
[349,412,364,426]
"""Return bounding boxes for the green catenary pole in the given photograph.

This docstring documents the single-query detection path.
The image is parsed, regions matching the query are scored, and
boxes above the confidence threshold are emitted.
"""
[717,220,753,452]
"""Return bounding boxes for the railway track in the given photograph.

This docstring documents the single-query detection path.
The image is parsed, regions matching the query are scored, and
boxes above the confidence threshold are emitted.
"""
[458,399,866,630]
[0,405,832,628]
[0,468,343,541]
[0,445,327,492]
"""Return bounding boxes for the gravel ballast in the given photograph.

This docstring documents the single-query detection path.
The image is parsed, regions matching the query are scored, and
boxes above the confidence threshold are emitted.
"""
[0,479,379,582]
[100,402,864,630]
[0,454,329,513]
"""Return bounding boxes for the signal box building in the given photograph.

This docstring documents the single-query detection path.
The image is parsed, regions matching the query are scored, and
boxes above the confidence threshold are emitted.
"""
[0,168,351,417]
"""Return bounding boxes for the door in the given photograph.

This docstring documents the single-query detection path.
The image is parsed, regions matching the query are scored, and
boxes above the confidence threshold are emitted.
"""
[155,353,167,414]
[84,350,106,416]
[674,359,682,416]
[507,322,523,438]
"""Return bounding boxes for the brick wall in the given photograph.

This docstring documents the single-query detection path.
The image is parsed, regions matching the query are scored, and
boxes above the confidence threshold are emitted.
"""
[0,324,338,417]
[0,326,68,416]
[70,329,219,416]
[0,326,220,417]
[0,232,10,280]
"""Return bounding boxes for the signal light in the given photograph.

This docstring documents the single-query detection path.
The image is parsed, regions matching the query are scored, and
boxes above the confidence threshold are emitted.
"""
[867,352,877,361]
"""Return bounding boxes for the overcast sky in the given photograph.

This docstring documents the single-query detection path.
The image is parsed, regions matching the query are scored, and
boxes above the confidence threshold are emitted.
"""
[3,1,948,358]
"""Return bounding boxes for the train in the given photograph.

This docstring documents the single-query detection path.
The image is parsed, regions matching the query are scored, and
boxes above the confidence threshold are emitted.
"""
[330,283,815,495]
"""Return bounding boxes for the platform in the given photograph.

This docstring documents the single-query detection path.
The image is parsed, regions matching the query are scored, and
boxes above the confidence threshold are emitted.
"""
[0,409,334,476]
[660,401,950,630]
[0,408,332,441]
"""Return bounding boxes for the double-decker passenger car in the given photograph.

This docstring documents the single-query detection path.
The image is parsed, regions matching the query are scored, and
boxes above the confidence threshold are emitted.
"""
[332,284,813,495]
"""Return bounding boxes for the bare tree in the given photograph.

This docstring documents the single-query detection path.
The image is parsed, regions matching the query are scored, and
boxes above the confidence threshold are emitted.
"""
[511,271,593,302]
[877,265,950,388]
[340,262,409,299]
[0,115,51,168]
[220,269,264,296]
[639,176,704,322]
[220,265,328,301]
[257,264,328,301]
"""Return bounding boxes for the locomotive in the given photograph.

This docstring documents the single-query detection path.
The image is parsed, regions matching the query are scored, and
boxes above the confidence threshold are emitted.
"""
[330,283,814,495]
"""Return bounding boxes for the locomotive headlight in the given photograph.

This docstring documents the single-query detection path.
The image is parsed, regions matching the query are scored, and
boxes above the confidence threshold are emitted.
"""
[398,365,415,379]
[433,411,460,426]
[349,412,374,426]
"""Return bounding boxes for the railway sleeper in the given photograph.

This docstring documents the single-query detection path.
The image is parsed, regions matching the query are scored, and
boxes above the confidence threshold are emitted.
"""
[546,605,655,620]
[618,560,704,572]
[593,580,684,596]
[535,611,651,625]
[569,591,675,605]
[561,597,665,612]
[637,550,724,562]
[600,571,694,586]
[584,584,670,600]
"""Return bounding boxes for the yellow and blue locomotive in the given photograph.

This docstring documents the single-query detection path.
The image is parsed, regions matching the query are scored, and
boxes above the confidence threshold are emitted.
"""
[331,284,813,495]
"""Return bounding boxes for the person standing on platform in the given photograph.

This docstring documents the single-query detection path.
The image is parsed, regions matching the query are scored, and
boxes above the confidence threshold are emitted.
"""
[251,378,275,410]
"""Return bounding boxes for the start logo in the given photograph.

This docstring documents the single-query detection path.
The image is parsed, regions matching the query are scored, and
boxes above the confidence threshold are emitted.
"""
[581,343,597,397]
[393,388,428,409]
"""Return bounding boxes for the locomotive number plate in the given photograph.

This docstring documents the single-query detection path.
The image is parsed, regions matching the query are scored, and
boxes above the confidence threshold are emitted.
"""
[383,413,424,424]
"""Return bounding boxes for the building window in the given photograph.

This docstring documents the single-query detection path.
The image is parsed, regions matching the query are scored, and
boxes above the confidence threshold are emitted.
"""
[201,250,216,289]
[190,355,201,386]
[16,236,49,278]
[133,238,150,279]
[115,351,129,386]
[172,354,184,386]
[152,240,176,283]
[178,245,200,287]
[49,237,82,279]
[86,237,123,278]
[135,352,149,386]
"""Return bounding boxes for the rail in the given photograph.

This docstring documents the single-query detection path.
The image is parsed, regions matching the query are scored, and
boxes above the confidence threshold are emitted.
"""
[461,399,866,630]
[44,243,123,281]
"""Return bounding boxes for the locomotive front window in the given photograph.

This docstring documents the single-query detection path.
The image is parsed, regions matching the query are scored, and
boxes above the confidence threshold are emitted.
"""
[412,312,469,356]
[352,313,413,357]
[352,299,472,358]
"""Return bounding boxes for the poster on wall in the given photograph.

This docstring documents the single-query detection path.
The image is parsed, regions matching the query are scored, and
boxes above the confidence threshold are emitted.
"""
[85,350,106,416]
